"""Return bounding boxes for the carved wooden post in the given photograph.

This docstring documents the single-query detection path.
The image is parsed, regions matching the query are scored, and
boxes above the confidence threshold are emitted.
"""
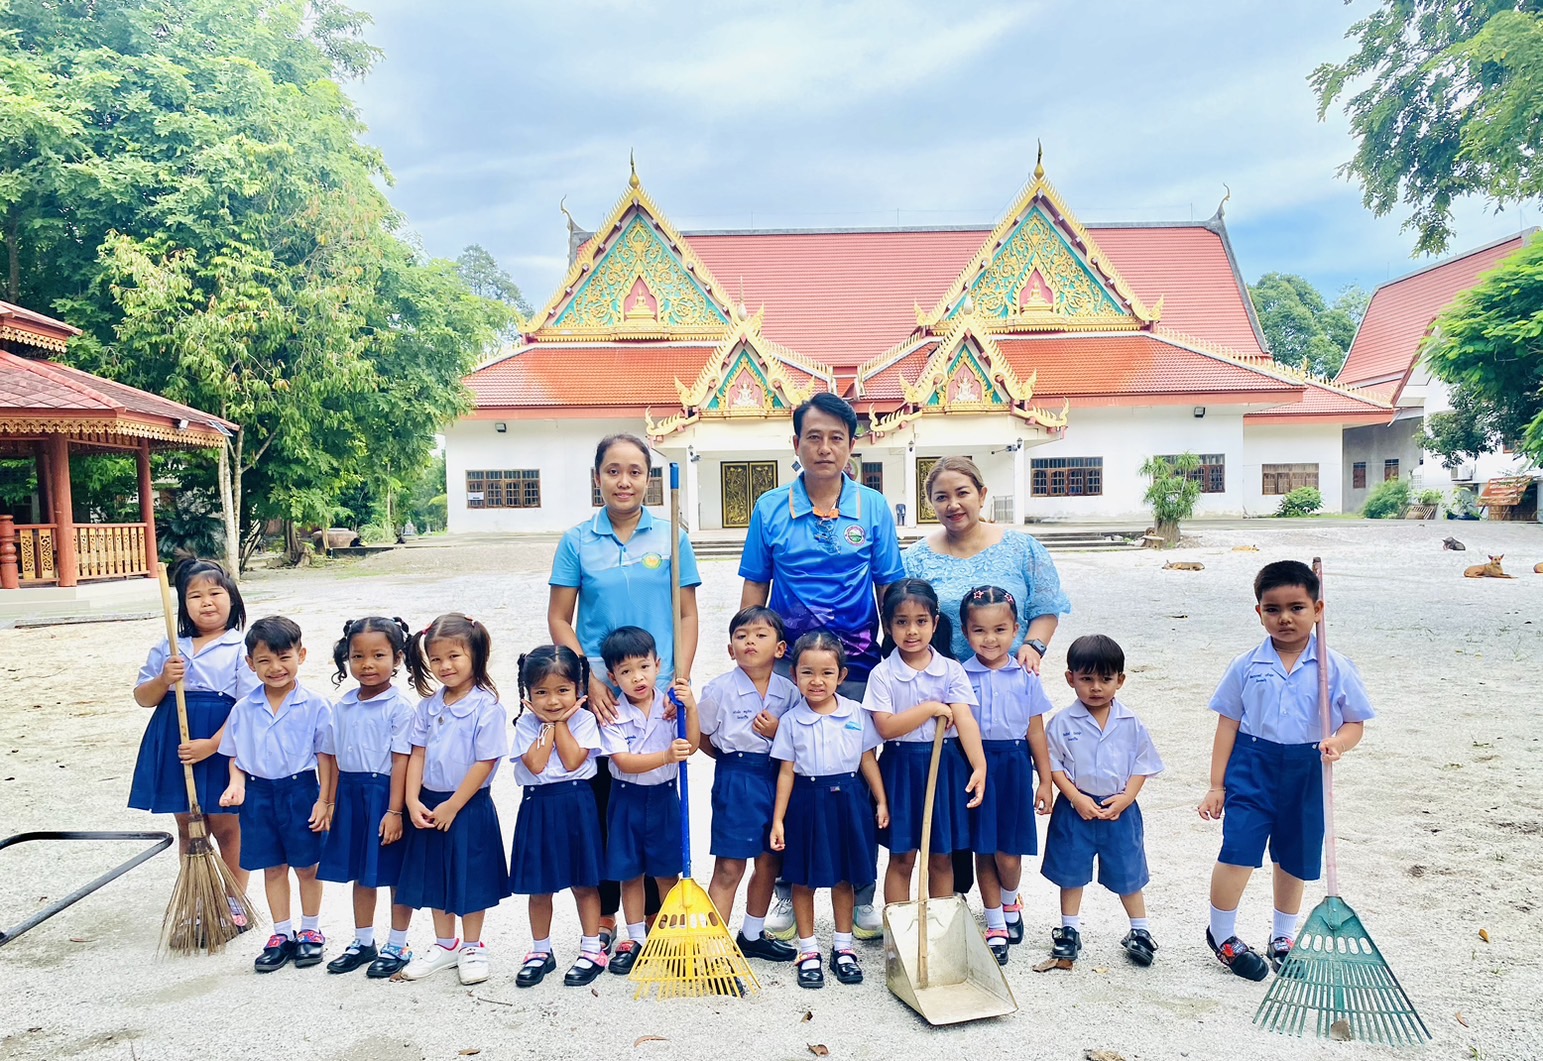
[0,514,18,590]
[48,434,78,587]
[138,439,159,576]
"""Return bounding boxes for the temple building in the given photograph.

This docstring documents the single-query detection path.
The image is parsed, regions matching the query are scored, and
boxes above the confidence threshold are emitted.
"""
[449,157,1394,533]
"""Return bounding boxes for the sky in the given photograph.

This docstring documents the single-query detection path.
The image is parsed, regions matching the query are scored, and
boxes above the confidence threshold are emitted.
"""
[345,0,1536,313]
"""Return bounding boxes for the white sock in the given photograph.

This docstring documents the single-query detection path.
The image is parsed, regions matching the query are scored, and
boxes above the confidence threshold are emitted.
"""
[1129,917,1150,932]
[984,906,1007,932]
[435,936,458,951]
[462,940,484,953]
[387,928,408,949]
[742,914,766,939]
[1273,908,1298,941]
[580,934,601,956]
[833,931,853,952]
[1060,914,1080,931]
[300,915,320,933]
[274,919,294,939]
[355,926,376,947]
[532,936,552,954]
[797,935,817,960]
[1210,904,1238,943]
[627,921,647,944]
[1002,887,1020,917]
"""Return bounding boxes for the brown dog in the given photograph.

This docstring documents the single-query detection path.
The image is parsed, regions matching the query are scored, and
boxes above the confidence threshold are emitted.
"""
[1163,561,1205,571]
[1534,561,1543,574]
[1463,555,1514,579]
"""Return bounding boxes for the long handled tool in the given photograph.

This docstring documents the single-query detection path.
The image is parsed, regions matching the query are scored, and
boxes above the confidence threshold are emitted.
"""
[1253,557,1429,1045]
[155,564,255,953]
[630,463,759,999]
[884,726,1016,1025]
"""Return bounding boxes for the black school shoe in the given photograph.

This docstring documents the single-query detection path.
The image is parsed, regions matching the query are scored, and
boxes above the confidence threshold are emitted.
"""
[254,933,297,973]
[736,931,796,962]
[1207,929,1270,981]
[1004,905,1025,945]
[293,929,326,968]
[608,939,641,974]
[515,951,557,988]
[564,952,608,987]
[1049,926,1081,961]
[1122,928,1157,966]
[327,940,378,974]
[367,943,412,979]
[829,949,863,985]
[1269,936,1295,974]
[796,951,825,989]
[985,929,1010,966]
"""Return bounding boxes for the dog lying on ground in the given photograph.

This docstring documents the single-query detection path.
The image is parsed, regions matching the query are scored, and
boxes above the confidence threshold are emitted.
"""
[1463,555,1514,579]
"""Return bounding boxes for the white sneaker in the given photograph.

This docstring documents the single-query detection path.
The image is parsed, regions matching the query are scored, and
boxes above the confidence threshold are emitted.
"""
[765,896,796,941]
[853,903,883,941]
[400,941,460,980]
[457,943,490,985]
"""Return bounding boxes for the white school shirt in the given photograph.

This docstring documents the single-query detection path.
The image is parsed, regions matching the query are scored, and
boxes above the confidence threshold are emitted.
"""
[138,628,259,700]
[963,655,1055,741]
[320,686,414,775]
[1045,698,1164,798]
[218,684,333,780]
[407,686,508,792]
[697,668,798,755]
[861,649,977,743]
[1209,635,1375,745]
[509,709,618,786]
[606,689,680,786]
[771,695,882,776]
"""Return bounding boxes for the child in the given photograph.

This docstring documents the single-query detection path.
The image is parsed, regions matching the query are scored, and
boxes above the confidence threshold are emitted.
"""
[217,616,336,973]
[698,606,798,963]
[507,645,614,988]
[129,559,257,921]
[1041,634,1164,966]
[862,578,987,905]
[598,625,699,975]
[395,614,510,987]
[317,617,417,978]
[769,631,887,988]
[1198,560,1373,980]
[959,586,1055,965]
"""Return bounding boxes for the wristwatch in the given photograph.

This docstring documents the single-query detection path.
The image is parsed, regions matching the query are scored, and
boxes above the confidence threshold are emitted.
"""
[1024,638,1048,658]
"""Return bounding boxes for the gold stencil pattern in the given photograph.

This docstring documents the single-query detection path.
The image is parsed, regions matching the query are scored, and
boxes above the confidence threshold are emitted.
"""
[556,216,725,332]
[969,212,1123,319]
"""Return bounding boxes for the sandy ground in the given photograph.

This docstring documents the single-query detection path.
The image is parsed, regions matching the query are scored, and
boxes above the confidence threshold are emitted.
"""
[1,519,1540,1061]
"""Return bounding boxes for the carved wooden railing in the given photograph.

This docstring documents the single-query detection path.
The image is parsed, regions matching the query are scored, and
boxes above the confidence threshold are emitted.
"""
[75,523,149,580]
[10,523,60,585]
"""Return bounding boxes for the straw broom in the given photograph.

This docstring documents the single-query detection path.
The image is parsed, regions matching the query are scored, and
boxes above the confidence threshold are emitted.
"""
[156,564,255,953]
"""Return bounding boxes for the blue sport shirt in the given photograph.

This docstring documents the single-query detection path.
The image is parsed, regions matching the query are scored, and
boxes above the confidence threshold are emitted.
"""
[739,475,906,684]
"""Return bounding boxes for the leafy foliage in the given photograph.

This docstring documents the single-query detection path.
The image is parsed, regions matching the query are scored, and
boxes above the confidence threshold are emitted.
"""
[1249,273,1366,377]
[458,244,533,321]
[1276,486,1324,518]
[1312,2,1543,255]
[1361,477,1411,519]
[1140,453,1201,544]
[156,490,227,561]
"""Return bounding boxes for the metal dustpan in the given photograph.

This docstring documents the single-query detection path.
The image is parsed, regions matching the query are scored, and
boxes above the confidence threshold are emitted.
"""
[884,726,1017,1025]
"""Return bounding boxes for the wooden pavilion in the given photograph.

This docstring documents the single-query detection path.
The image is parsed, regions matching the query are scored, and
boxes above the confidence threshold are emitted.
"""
[0,300,234,591]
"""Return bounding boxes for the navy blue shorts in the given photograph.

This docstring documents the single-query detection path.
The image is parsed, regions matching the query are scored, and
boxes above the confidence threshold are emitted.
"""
[318,771,404,888]
[1219,735,1325,882]
[1040,792,1149,896]
[509,780,605,895]
[127,691,237,816]
[396,787,508,915]
[969,739,1039,856]
[604,780,683,881]
[879,739,970,855]
[780,773,878,890]
[710,752,778,859]
[238,771,326,872]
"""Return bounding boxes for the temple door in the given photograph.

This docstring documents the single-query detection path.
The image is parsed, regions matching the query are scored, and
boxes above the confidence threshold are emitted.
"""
[721,461,779,528]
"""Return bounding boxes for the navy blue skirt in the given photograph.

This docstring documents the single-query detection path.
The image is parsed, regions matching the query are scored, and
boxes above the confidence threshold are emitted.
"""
[509,780,605,895]
[781,773,877,890]
[239,771,326,871]
[127,691,237,816]
[318,771,405,888]
[969,739,1038,856]
[605,780,683,880]
[396,787,509,915]
[710,752,778,859]
[1040,792,1149,896]
[878,739,970,854]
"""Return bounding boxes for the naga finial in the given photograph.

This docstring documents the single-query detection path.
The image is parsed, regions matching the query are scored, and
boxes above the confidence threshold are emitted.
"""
[1034,140,1044,180]
[629,150,640,189]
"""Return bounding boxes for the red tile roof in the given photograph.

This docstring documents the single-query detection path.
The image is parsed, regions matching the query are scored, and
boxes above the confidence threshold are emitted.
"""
[1336,233,1535,393]
[469,343,716,407]
[1247,379,1393,422]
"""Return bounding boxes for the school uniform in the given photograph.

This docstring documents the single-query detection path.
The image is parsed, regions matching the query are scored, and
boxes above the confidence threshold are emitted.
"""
[316,686,414,888]
[964,656,1055,857]
[861,649,978,855]
[128,629,259,816]
[507,710,614,896]
[603,690,683,880]
[395,687,510,915]
[770,695,882,889]
[699,668,798,859]
[1040,699,1164,896]
[218,684,333,871]
[1209,635,1374,882]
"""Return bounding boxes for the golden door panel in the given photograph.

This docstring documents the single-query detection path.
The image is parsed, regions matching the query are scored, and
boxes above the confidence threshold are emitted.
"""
[722,462,752,528]
[749,461,779,505]
[916,456,941,523]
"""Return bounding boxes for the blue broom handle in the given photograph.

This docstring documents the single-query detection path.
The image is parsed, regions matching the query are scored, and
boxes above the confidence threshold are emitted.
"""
[669,462,690,879]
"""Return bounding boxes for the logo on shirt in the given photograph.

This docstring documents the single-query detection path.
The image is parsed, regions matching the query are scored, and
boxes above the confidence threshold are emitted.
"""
[641,552,663,570]
[843,525,865,546]
[844,720,862,732]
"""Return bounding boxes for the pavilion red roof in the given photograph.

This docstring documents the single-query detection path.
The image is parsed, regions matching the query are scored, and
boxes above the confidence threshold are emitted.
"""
[0,299,82,354]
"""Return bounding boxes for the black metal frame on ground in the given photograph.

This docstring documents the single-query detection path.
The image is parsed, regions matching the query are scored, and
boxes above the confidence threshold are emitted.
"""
[0,830,174,947]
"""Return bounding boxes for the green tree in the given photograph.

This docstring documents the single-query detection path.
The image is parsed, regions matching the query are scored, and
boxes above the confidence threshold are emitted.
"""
[1422,235,1543,464]
[1249,273,1365,377]
[1140,453,1202,547]
[1313,1,1543,255]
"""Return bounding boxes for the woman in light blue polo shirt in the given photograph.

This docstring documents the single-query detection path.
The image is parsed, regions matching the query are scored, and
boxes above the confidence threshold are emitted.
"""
[547,432,701,946]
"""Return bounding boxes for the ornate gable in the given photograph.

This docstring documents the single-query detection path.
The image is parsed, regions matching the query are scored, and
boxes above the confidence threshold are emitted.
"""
[918,150,1160,332]
[528,163,736,341]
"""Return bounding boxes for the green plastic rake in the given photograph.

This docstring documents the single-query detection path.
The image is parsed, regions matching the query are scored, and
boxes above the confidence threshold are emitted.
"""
[1253,559,1430,1047]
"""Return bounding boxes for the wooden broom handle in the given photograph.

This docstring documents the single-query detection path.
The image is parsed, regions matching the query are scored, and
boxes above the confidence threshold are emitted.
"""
[156,566,201,814]
[916,723,947,987]
[1313,557,1338,897]
[669,464,689,879]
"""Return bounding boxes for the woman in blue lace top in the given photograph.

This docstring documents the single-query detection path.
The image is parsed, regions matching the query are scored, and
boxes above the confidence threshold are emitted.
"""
[903,456,1071,668]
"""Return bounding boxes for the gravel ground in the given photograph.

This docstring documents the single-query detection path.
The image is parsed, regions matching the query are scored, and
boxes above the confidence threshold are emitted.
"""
[1,518,1539,1061]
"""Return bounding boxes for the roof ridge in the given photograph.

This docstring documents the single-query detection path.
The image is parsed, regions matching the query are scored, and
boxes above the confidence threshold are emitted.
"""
[1151,327,1391,409]
[1369,228,1537,292]
[854,336,932,391]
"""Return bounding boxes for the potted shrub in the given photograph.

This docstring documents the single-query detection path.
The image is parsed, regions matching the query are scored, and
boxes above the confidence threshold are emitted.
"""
[1406,488,1443,520]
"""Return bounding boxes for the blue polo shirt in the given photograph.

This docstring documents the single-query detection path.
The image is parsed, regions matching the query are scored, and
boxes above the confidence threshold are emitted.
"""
[551,507,702,684]
[739,475,905,683]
